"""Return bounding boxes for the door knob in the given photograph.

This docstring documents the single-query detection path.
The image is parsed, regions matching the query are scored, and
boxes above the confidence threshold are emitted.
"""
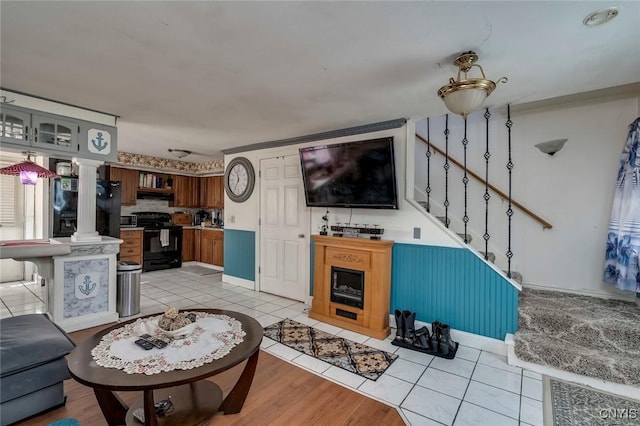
[298,234,305,238]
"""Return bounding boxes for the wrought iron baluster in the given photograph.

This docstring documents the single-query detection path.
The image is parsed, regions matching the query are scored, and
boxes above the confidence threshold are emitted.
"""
[505,105,514,278]
[444,114,450,227]
[462,118,469,243]
[483,108,491,260]
[425,118,431,212]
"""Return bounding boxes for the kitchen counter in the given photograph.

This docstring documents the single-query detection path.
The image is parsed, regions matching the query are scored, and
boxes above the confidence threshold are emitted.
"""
[119,226,144,231]
[182,225,224,230]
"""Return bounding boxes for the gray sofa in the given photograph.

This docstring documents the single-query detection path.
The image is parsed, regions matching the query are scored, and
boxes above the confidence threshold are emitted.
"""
[0,313,75,426]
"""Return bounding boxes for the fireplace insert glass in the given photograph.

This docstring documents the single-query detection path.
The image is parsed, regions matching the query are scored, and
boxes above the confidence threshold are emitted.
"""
[330,266,364,309]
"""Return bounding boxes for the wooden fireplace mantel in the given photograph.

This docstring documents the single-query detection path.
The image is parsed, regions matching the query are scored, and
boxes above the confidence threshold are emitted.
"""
[310,235,393,339]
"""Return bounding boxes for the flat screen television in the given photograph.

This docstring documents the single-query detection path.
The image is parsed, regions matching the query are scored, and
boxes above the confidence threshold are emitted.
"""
[299,137,398,209]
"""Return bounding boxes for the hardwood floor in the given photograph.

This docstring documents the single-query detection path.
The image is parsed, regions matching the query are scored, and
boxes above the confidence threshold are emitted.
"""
[16,324,405,426]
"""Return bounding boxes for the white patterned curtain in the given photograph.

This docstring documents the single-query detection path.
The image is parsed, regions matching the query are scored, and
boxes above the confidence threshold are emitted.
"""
[604,117,640,294]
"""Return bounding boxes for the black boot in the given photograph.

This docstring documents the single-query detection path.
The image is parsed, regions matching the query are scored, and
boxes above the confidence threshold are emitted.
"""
[438,324,455,355]
[394,309,404,342]
[431,321,443,352]
[402,311,416,344]
[413,326,432,350]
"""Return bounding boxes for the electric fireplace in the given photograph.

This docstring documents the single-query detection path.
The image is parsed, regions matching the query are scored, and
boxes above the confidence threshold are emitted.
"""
[310,235,393,339]
[331,266,364,309]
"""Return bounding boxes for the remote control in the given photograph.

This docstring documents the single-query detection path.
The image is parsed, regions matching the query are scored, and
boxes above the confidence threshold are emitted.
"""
[134,338,154,350]
[140,334,168,349]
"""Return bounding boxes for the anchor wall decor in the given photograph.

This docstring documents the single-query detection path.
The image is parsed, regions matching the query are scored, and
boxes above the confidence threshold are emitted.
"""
[87,128,111,155]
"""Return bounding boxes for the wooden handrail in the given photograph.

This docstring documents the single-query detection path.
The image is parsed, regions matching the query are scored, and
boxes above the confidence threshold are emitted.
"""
[416,132,552,230]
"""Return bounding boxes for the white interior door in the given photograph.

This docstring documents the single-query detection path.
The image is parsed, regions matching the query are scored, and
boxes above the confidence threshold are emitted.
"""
[259,155,309,302]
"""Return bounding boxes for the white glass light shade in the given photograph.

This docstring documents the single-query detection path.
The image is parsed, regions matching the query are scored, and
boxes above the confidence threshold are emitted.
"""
[168,149,191,159]
[441,88,489,117]
[20,170,38,185]
[534,139,568,156]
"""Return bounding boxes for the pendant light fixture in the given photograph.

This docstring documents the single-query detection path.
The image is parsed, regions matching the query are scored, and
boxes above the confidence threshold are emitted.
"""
[0,152,60,185]
[438,51,507,118]
[168,149,192,159]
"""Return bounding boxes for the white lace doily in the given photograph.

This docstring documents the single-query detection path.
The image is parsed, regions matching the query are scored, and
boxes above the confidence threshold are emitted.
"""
[91,312,246,375]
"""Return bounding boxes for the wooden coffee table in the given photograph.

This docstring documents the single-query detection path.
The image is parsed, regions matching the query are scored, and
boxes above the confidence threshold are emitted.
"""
[67,309,263,426]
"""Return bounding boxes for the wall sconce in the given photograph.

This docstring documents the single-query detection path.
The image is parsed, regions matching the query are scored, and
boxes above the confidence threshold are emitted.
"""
[0,152,59,185]
[168,149,192,159]
[438,51,508,118]
[535,139,568,156]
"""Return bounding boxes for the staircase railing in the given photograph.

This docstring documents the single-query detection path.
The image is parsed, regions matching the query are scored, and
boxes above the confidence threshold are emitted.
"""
[416,132,552,230]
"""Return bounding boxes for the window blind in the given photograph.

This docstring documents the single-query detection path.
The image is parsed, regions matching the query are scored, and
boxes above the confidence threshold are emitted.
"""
[0,161,17,225]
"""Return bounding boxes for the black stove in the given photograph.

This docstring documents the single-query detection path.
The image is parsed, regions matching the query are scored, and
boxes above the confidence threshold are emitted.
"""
[132,212,183,272]
[133,212,177,229]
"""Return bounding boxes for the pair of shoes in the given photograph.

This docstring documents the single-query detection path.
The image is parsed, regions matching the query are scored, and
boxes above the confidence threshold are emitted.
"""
[394,309,416,344]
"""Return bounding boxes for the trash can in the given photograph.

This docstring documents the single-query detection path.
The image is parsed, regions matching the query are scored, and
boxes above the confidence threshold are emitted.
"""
[116,261,142,317]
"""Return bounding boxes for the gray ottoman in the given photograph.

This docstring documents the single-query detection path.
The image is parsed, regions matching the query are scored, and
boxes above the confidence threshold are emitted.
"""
[0,314,75,426]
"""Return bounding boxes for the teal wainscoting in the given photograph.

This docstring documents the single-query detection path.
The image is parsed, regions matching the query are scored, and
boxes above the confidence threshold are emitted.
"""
[223,230,255,281]
[391,243,519,340]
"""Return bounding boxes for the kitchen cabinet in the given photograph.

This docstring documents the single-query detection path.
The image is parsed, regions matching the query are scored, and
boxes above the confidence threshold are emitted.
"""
[199,175,224,209]
[194,229,201,262]
[181,228,203,263]
[107,167,139,205]
[119,229,143,265]
[0,105,31,146]
[172,175,199,208]
[31,113,79,154]
[0,105,80,153]
[201,229,223,266]
[182,228,196,262]
[0,104,118,161]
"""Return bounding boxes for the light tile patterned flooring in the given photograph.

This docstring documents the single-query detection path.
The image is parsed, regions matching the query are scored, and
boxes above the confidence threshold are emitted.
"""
[0,268,543,426]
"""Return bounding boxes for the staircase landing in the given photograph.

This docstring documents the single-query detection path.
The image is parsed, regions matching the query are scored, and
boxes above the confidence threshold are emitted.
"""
[514,288,640,388]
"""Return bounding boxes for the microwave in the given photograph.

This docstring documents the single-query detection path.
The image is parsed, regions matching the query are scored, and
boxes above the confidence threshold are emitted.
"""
[120,215,138,228]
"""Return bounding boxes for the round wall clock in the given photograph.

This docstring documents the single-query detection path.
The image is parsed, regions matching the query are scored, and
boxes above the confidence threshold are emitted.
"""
[224,156,255,203]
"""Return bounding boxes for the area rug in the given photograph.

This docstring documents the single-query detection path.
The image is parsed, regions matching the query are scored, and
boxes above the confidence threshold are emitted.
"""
[263,318,397,381]
[545,377,640,425]
[179,265,221,276]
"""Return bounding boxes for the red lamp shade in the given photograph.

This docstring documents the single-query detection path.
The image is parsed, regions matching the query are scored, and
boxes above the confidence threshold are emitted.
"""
[0,160,60,185]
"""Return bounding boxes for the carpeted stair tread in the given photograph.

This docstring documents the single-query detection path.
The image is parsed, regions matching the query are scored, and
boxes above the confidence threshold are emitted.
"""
[503,271,522,284]
[514,331,640,386]
[479,251,496,263]
[518,307,640,355]
[515,287,640,387]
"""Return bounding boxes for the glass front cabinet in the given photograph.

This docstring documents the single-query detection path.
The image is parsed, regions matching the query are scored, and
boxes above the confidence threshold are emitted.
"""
[31,114,79,153]
[0,105,80,154]
[0,104,116,161]
[0,105,31,146]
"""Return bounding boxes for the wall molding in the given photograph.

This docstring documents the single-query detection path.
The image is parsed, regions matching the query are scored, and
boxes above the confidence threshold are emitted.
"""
[222,118,407,155]
[116,151,224,175]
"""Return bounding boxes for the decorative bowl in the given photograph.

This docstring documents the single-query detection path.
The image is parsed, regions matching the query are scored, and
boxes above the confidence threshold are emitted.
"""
[157,321,197,339]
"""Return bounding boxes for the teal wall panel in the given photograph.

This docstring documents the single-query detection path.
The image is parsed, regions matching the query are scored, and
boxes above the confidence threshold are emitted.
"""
[391,243,519,340]
[224,230,255,281]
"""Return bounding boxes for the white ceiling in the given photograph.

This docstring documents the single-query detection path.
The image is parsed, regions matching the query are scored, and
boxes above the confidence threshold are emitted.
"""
[2,1,639,162]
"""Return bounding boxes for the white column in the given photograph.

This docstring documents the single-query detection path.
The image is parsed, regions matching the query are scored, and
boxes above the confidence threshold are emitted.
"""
[71,158,103,243]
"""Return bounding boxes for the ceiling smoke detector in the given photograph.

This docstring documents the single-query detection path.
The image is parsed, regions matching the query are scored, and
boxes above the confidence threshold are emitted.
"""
[583,6,619,26]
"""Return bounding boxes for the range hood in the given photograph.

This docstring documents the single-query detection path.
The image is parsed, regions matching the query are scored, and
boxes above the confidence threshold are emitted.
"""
[136,190,174,201]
